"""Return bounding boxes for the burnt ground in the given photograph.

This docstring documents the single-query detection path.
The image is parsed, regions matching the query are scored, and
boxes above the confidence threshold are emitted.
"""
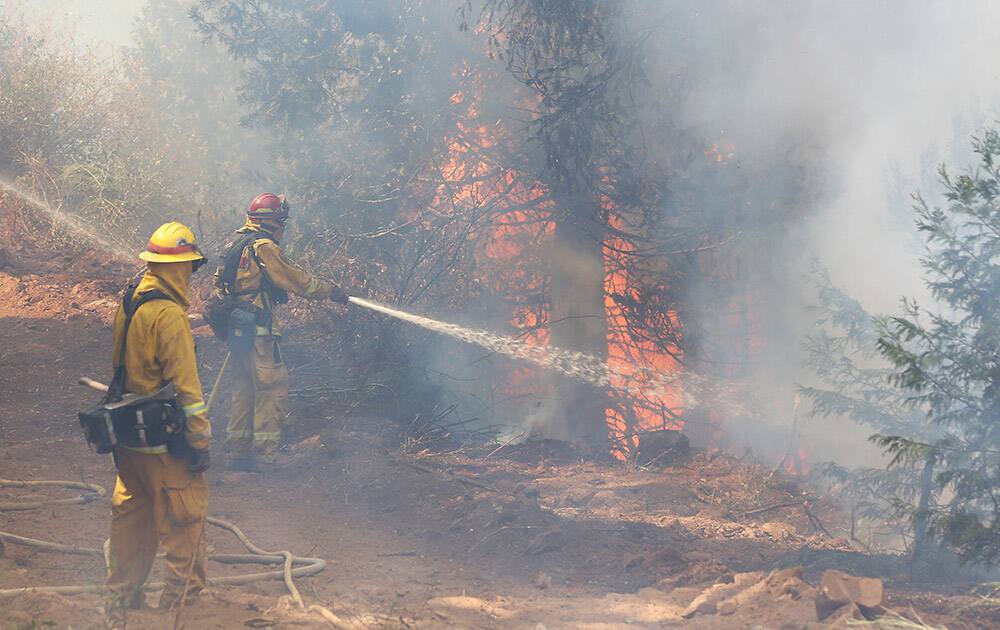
[1,267,999,629]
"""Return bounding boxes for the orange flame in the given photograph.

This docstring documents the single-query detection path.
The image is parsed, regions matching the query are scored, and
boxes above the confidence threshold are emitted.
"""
[435,68,688,458]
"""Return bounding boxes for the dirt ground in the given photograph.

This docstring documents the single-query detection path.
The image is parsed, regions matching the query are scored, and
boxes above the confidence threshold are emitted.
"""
[2,266,999,629]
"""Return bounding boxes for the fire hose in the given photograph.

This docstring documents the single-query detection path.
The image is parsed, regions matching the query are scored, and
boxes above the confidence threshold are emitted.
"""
[0,367,360,628]
[0,488,355,627]
[0,488,326,598]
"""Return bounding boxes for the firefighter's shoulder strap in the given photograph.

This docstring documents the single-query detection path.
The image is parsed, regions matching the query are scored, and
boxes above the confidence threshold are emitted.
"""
[218,232,258,296]
[108,282,174,401]
[218,232,285,303]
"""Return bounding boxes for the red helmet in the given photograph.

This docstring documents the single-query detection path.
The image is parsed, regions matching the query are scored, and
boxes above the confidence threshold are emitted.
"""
[248,192,289,222]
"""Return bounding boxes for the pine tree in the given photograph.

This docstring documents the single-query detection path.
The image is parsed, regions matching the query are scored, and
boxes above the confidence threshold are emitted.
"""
[873,130,1000,564]
[802,265,946,555]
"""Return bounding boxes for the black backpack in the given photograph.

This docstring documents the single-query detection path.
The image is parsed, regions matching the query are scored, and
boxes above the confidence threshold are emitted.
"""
[203,232,288,345]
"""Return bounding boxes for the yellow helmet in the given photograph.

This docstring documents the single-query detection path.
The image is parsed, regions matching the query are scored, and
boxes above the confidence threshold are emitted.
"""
[139,221,206,265]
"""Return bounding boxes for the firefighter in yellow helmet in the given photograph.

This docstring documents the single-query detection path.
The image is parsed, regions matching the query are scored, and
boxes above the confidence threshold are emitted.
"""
[215,193,348,471]
[106,221,211,613]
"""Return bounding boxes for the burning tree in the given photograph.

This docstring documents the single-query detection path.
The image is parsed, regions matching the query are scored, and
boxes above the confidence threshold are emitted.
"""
[474,1,811,458]
[473,0,643,452]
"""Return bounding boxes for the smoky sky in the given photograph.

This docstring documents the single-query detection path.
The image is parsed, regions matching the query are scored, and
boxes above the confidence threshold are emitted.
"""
[644,0,1000,310]
[629,0,1000,465]
[10,0,140,49]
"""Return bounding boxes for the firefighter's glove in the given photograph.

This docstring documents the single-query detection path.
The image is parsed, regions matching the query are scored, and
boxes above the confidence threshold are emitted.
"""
[189,449,211,473]
[329,286,350,304]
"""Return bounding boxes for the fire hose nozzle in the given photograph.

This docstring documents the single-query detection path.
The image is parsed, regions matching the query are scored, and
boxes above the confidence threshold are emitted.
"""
[78,377,109,393]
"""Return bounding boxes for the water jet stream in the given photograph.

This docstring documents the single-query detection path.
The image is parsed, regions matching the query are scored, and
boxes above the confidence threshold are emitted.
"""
[0,177,134,260]
[348,296,705,410]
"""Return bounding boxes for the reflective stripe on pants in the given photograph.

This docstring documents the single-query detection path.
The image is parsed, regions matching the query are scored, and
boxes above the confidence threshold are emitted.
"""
[225,335,288,457]
[107,448,207,604]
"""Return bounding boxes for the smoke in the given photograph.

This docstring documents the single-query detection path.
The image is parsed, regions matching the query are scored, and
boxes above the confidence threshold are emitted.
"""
[8,0,141,49]
[636,1,1000,466]
[7,0,999,468]
[350,296,739,413]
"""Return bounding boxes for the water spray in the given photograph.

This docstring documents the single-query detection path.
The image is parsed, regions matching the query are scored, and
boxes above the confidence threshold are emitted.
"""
[0,177,134,260]
[347,296,708,408]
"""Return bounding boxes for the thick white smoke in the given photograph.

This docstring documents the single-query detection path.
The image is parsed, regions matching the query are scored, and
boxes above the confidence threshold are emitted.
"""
[642,1,1000,466]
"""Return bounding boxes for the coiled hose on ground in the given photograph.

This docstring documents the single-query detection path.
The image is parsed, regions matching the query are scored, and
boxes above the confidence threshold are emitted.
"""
[0,478,358,628]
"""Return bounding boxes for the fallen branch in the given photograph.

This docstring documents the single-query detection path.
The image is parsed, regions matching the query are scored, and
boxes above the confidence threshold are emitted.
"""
[801,501,833,537]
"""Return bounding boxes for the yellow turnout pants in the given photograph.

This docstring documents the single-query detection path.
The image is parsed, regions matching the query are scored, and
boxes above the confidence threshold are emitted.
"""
[225,335,288,459]
[107,448,208,605]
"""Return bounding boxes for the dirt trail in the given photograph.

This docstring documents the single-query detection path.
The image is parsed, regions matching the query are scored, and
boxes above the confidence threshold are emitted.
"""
[0,268,996,629]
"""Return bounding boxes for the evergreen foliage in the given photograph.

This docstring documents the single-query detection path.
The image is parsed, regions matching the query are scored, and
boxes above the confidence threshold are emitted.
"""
[802,266,941,552]
[806,131,1000,564]
[874,130,1000,564]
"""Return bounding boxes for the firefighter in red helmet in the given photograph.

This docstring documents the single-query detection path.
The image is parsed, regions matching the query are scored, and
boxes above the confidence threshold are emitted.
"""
[213,193,348,471]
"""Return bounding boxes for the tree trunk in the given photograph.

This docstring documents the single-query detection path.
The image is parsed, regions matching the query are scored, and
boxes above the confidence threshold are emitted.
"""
[911,452,936,561]
[541,202,609,453]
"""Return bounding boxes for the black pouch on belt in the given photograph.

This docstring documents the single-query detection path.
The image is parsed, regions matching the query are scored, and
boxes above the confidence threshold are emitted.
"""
[79,382,186,453]
[227,306,257,354]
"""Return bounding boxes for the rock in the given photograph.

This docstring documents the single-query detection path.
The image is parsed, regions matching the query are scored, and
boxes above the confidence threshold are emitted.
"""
[718,600,738,616]
[815,570,883,621]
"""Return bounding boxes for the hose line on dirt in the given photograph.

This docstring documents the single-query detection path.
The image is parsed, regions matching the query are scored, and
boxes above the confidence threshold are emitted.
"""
[0,372,362,626]
[0,478,106,511]
[0,480,325,605]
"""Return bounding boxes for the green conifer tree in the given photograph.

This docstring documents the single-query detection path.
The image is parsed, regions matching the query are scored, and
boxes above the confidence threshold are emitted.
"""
[872,130,1000,564]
